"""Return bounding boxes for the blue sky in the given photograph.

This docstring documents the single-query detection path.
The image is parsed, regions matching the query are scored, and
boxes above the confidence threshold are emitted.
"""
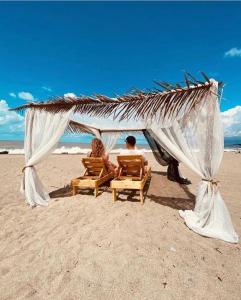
[0,2,241,141]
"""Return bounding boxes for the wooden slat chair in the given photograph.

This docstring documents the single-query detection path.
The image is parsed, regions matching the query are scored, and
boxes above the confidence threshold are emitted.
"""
[111,155,151,205]
[71,157,114,197]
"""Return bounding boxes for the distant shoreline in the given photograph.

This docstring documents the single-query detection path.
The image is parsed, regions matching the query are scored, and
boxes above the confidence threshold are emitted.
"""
[0,140,150,150]
[0,140,151,155]
[0,139,241,155]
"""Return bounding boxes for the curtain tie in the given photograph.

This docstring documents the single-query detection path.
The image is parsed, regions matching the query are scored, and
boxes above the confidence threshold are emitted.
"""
[202,178,219,186]
[22,165,34,173]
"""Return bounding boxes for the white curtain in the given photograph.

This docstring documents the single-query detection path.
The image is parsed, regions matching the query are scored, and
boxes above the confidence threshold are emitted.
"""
[100,132,121,153]
[22,108,74,207]
[150,81,238,243]
[100,131,144,153]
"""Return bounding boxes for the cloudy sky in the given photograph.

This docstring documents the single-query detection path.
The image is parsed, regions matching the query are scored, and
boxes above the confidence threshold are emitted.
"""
[0,2,241,140]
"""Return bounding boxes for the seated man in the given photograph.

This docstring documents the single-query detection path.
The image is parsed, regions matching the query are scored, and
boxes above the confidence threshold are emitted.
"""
[120,136,148,166]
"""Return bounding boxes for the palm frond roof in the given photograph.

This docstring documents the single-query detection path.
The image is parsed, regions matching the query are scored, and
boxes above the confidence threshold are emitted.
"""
[11,73,223,122]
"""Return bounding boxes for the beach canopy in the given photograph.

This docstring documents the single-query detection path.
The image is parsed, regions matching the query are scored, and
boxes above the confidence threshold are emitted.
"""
[12,73,238,243]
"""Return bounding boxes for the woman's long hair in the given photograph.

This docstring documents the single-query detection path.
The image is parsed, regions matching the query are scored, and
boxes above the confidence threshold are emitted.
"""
[91,138,105,157]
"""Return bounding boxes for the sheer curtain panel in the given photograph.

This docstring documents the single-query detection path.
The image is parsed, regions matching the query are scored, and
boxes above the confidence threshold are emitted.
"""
[150,81,238,243]
[21,108,74,207]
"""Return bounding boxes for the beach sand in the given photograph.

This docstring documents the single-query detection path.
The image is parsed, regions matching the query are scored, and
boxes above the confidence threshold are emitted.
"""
[0,152,240,300]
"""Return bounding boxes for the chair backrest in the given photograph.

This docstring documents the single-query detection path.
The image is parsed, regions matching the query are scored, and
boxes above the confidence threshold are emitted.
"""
[82,157,107,177]
[117,155,144,179]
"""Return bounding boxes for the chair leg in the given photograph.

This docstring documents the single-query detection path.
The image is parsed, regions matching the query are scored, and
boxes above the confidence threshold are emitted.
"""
[113,189,117,202]
[140,189,144,205]
[73,186,77,196]
[94,186,99,197]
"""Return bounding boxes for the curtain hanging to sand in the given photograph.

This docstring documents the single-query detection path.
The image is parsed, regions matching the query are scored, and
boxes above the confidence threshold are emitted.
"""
[149,80,238,243]
[21,108,74,207]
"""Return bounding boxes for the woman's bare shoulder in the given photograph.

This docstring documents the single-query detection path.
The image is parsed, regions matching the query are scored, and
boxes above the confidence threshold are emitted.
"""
[103,152,109,160]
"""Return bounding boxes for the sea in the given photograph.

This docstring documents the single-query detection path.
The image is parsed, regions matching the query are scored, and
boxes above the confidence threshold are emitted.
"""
[0,135,241,155]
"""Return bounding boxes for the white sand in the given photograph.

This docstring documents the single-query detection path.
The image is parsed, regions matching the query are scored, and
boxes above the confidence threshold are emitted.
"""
[0,153,240,300]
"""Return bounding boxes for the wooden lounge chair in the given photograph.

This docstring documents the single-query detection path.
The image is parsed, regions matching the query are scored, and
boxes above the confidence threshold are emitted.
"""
[111,155,151,205]
[71,157,114,197]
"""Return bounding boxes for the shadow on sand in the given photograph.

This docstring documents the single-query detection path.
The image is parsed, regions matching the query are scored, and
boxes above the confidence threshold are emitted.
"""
[49,171,195,210]
[146,171,195,210]
[49,183,111,199]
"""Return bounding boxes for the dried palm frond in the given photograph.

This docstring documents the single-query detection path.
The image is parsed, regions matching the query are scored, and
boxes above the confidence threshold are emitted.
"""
[10,72,222,123]
[65,120,98,135]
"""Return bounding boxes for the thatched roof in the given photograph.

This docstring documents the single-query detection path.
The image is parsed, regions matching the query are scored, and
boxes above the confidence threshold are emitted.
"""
[11,73,223,122]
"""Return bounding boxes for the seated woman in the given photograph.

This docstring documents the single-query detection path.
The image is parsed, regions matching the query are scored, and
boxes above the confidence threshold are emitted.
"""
[88,138,117,175]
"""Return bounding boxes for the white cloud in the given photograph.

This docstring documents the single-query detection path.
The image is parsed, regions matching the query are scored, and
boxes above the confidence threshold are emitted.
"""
[18,91,34,101]
[42,86,52,92]
[9,92,16,98]
[221,105,241,137]
[224,47,241,58]
[0,100,24,137]
[64,92,77,98]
